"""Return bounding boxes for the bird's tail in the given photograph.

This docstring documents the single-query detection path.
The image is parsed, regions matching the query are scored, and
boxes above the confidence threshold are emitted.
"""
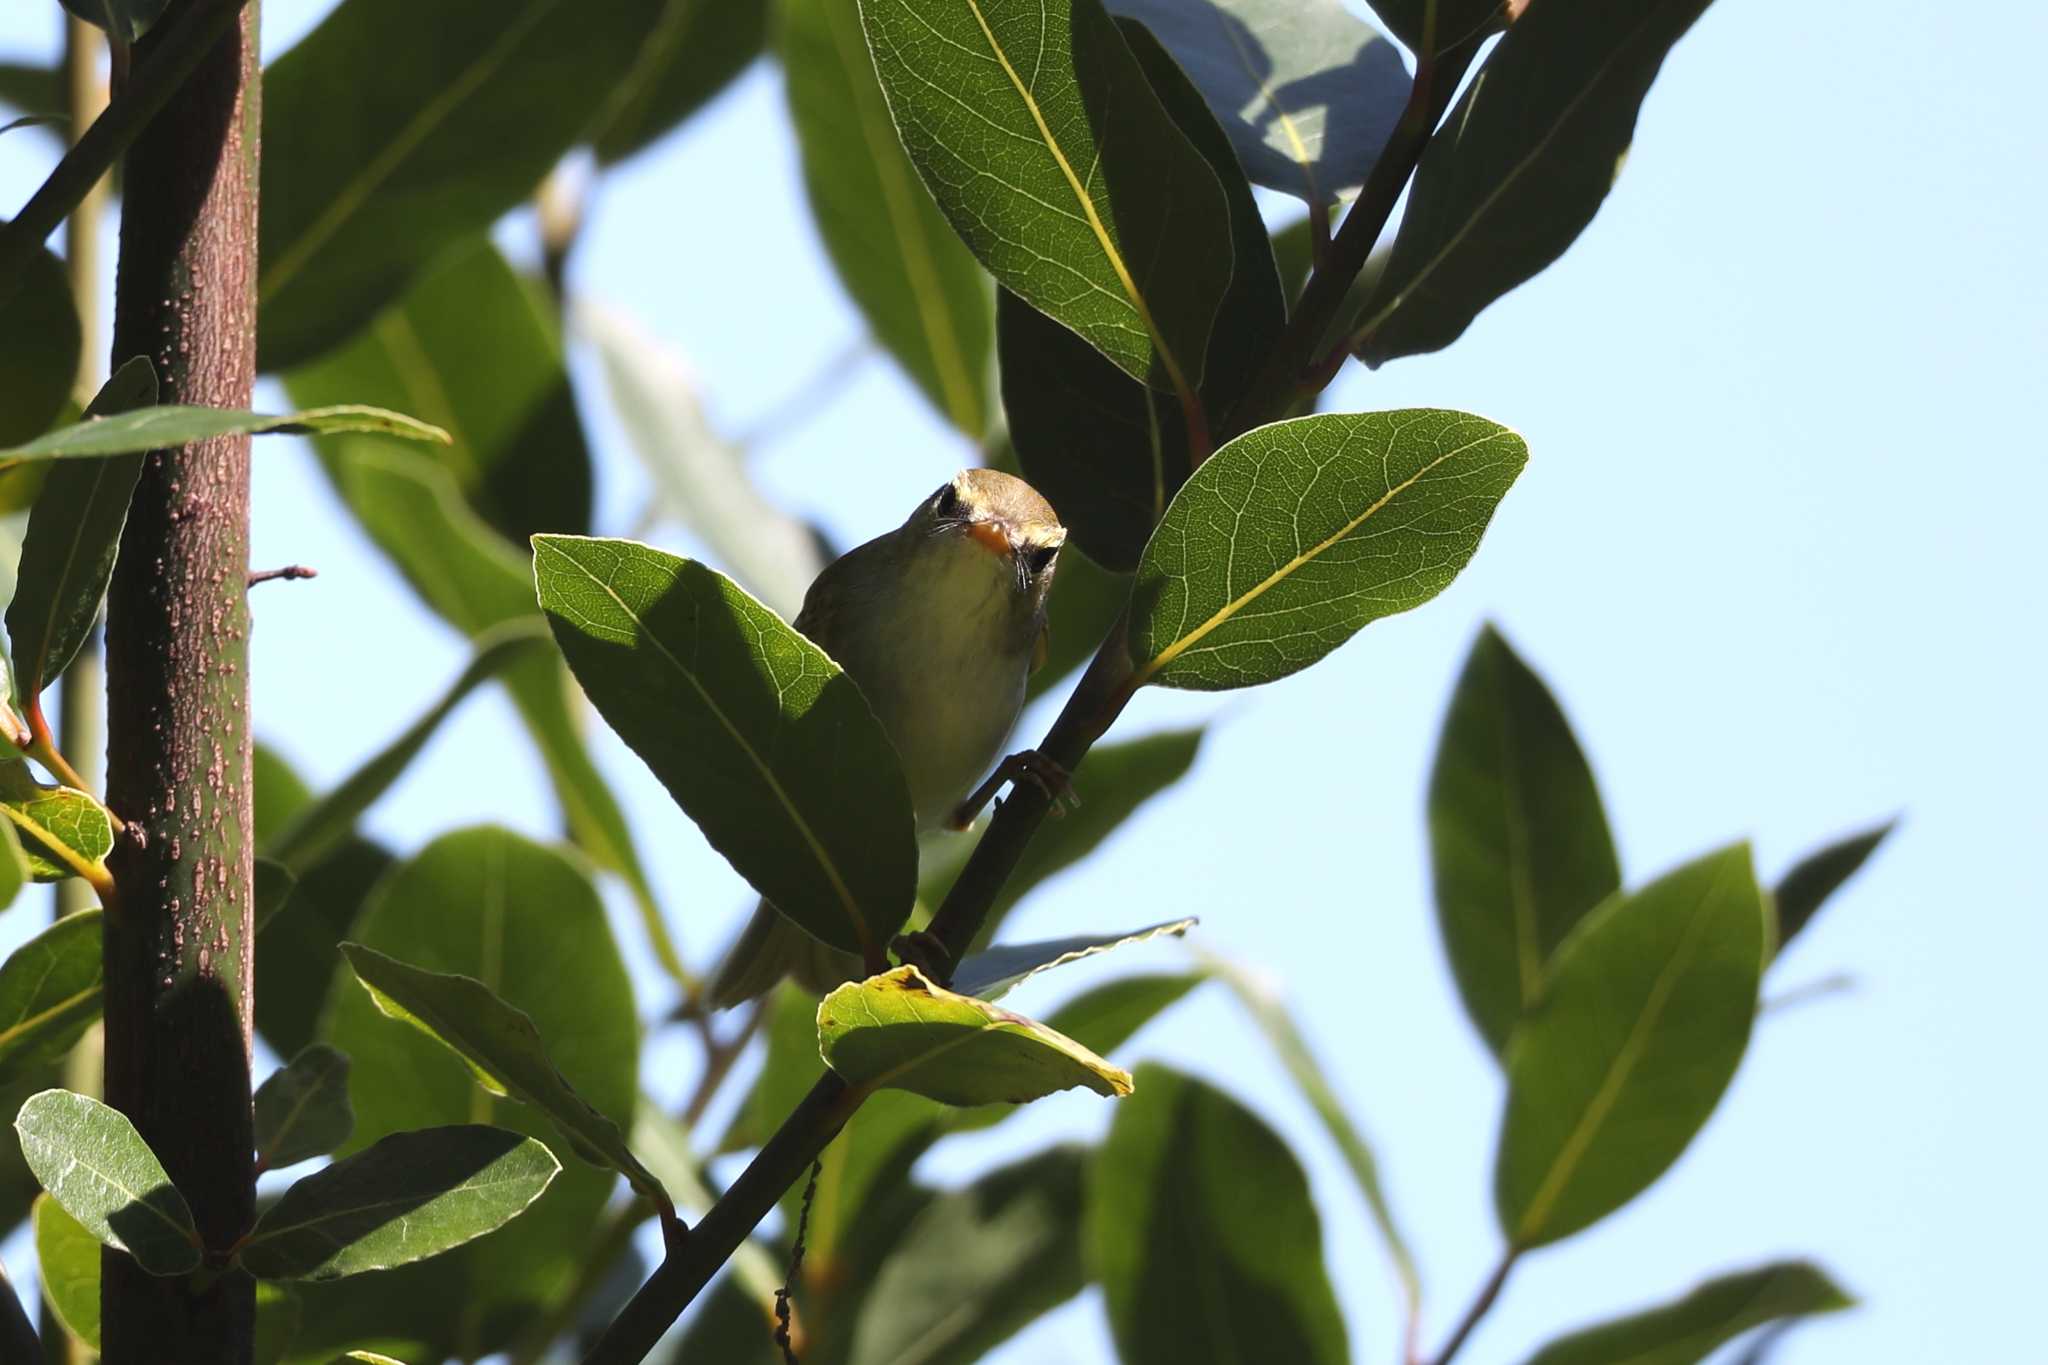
[707,900,865,1008]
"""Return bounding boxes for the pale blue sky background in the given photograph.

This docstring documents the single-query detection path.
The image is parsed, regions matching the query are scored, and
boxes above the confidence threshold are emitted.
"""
[3,0,2044,1361]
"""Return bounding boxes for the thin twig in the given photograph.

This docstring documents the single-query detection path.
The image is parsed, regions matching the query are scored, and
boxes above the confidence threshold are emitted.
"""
[1426,1249,1518,1365]
[246,564,317,587]
[774,1160,822,1365]
[681,999,765,1132]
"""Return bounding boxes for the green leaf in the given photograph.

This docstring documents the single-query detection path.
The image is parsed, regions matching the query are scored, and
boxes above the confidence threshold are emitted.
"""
[267,621,552,874]
[256,833,392,1059]
[0,759,113,883]
[1429,625,1621,1055]
[1523,1261,1854,1365]
[239,1126,559,1280]
[859,0,1235,394]
[951,918,1196,1000]
[589,0,766,163]
[1497,844,1768,1248]
[258,0,679,368]
[0,910,102,1083]
[285,238,592,545]
[1207,955,1418,1319]
[1106,0,1408,204]
[254,856,299,932]
[847,1147,1088,1365]
[820,965,1132,1105]
[0,64,62,127]
[1001,16,1287,570]
[579,301,823,619]
[255,1045,356,1172]
[1090,1064,1347,1365]
[7,356,158,703]
[780,0,994,438]
[318,827,638,1342]
[1355,0,1718,364]
[0,823,27,910]
[340,942,668,1207]
[13,1089,200,1275]
[32,1193,99,1346]
[1774,820,1893,952]
[285,440,672,980]
[1129,410,1526,690]
[919,727,1204,940]
[535,535,918,960]
[1362,0,1505,59]
[57,0,172,43]
[0,404,449,463]
[0,231,79,448]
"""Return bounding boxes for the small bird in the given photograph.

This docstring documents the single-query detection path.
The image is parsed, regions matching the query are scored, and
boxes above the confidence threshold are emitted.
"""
[707,468,1068,1006]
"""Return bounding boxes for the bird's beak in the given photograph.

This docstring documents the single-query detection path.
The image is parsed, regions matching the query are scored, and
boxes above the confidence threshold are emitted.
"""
[964,518,1013,559]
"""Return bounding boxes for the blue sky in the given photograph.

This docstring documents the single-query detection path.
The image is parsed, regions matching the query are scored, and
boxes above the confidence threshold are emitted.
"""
[4,0,2044,1361]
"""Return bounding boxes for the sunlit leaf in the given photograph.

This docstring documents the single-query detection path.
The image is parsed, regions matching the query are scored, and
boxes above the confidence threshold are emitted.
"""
[13,1089,199,1275]
[238,1126,559,1280]
[859,0,1235,394]
[780,0,994,437]
[1523,1260,1853,1365]
[1355,0,1719,364]
[1130,410,1525,690]
[1091,1064,1346,1364]
[535,535,917,961]
[33,1194,99,1346]
[819,966,1132,1106]
[0,404,448,462]
[1430,625,1621,1054]
[1497,844,1768,1248]
[0,760,113,883]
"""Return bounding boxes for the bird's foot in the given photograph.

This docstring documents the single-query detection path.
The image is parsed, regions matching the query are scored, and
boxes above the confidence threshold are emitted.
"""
[890,929,954,982]
[947,749,1078,830]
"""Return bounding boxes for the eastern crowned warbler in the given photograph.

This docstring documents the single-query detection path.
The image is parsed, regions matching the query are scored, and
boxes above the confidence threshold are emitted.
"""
[707,468,1069,1006]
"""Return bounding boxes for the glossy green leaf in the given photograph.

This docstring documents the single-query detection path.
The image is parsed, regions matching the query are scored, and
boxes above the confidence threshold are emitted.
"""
[859,0,1235,394]
[13,1089,200,1275]
[7,356,158,704]
[535,534,917,961]
[266,622,551,875]
[340,942,667,1206]
[1130,410,1526,690]
[0,910,102,1083]
[318,827,637,1341]
[0,232,79,447]
[239,1126,559,1280]
[286,238,591,545]
[951,918,1196,1000]
[259,0,677,368]
[58,0,171,42]
[0,823,26,909]
[290,442,671,980]
[1106,0,1408,203]
[255,832,392,1059]
[919,727,1204,941]
[590,0,766,163]
[33,1193,99,1346]
[0,760,113,883]
[1208,954,1417,1317]
[580,300,823,620]
[1355,0,1718,364]
[780,0,994,438]
[847,1147,1088,1365]
[820,966,1132,1105]
[0,404,447,463]
[1091,1064,1347,1364]
[1524,1261,1853,1365]
[1774,820,1893,951]
[1497,844,1768,1248]
[1002,17,1287,570]
[1430,625,1621,1055]
[254,1045,356,1172]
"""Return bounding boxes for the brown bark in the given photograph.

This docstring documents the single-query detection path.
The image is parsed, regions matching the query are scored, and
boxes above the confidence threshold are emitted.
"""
[98,1,261,1358]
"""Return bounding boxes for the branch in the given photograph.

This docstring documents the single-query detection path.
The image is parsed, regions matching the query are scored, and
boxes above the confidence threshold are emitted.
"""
[1425,1249,1519,1365]
[0,0,254,310]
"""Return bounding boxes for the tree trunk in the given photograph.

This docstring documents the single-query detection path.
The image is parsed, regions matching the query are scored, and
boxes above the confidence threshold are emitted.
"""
[98,1,261,1358]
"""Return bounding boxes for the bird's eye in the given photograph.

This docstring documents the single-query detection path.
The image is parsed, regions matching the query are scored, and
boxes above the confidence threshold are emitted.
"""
[933,483,960,516]
[1027,543,1059,575]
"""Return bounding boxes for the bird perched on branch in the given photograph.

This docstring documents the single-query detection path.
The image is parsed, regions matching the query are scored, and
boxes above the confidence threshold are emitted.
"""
[708,468,1068,1006]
